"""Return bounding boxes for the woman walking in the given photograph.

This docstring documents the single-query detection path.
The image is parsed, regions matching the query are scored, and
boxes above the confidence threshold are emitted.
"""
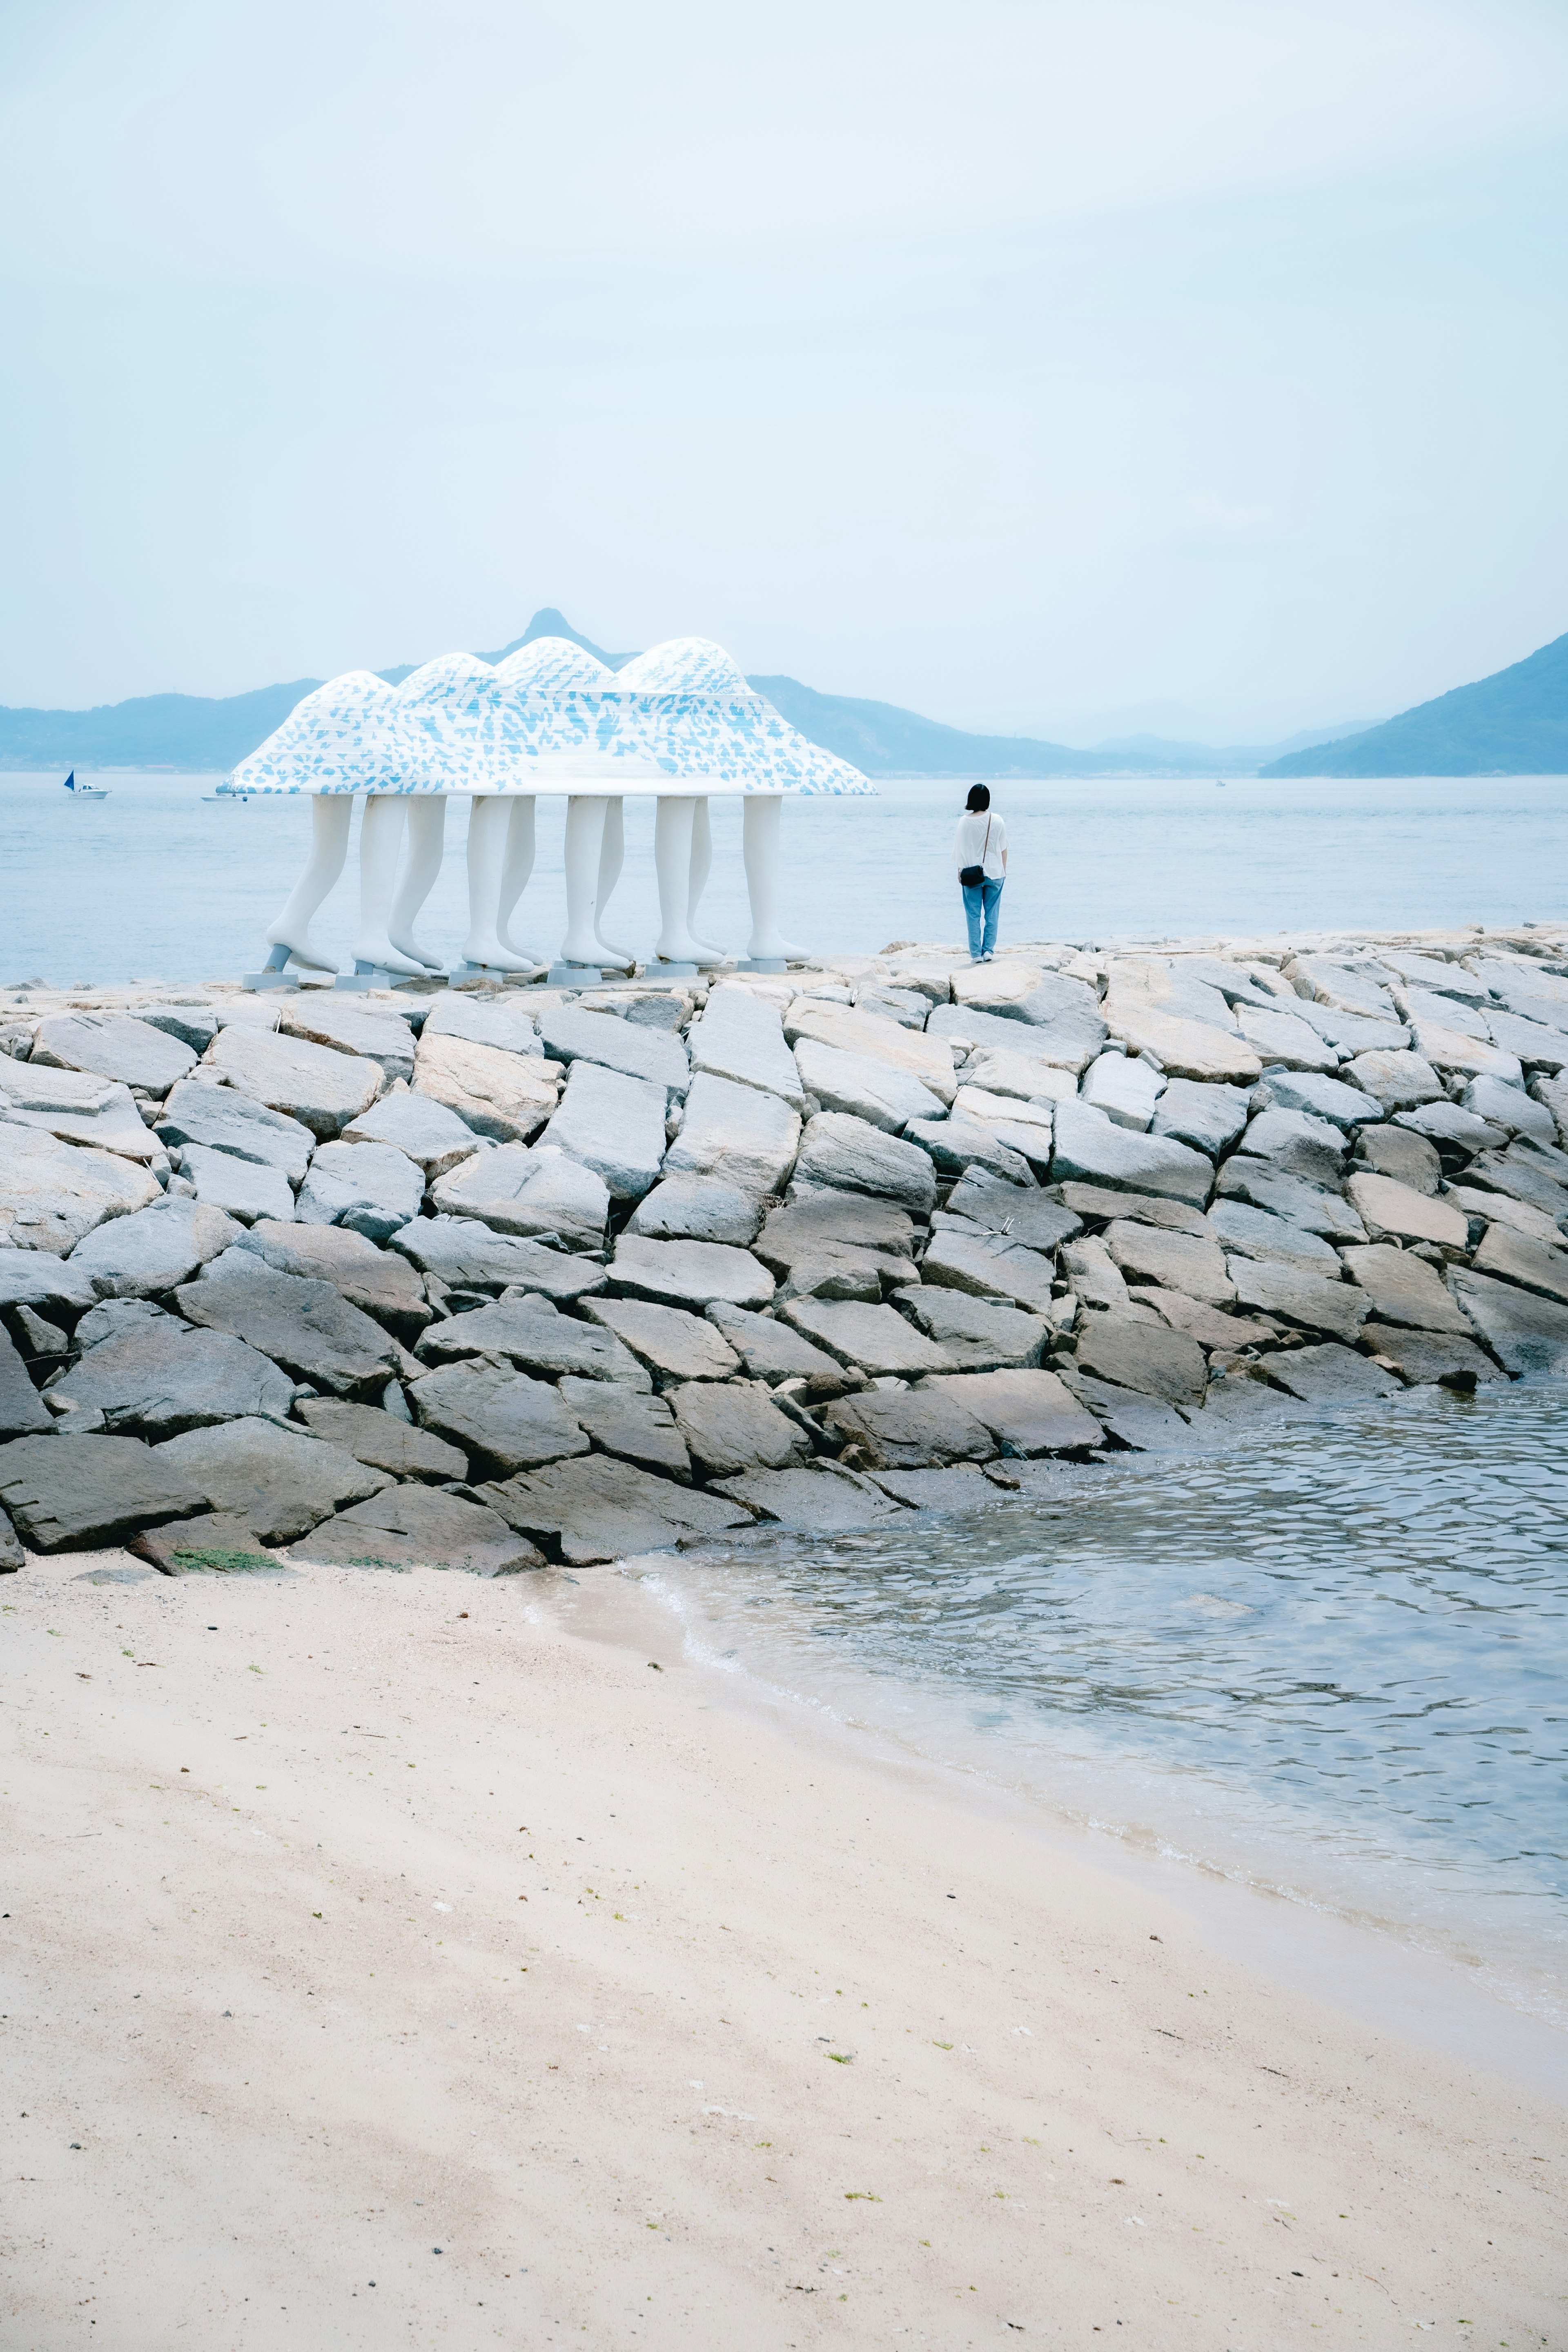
[953,782,1007,962]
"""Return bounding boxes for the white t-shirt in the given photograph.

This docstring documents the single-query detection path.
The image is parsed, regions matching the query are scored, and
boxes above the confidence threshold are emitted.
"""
[953,810,1007,880]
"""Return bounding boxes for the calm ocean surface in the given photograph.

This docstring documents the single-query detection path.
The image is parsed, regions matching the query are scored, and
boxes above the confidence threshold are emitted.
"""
[3,771,1566,982]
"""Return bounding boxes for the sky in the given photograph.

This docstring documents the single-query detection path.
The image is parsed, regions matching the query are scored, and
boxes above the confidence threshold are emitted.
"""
[1,0,1566,744]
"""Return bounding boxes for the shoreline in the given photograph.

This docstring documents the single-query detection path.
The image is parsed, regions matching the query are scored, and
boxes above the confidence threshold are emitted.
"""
[4,1545,1565,2348]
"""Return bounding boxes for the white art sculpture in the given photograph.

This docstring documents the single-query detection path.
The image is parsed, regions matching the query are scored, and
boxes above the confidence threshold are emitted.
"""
[232,635,871,984]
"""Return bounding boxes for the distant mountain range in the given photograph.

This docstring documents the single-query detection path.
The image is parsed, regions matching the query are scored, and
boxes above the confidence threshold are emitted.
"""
[1261,629,1568,776]
[1,606,1561,777]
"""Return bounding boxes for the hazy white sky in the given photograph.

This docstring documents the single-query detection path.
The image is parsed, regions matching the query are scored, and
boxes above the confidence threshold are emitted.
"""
[2,0,1565,740]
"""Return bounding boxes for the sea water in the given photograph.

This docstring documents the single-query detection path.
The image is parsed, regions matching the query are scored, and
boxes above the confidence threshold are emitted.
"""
[3,771,1567,983]
[635,1381,1568,2042]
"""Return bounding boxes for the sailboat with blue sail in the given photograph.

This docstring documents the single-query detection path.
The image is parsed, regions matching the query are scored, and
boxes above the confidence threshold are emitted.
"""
[62,769,109,801]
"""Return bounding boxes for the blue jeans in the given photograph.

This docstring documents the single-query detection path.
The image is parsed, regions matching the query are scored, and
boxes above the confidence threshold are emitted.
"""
[962,875,1003,959]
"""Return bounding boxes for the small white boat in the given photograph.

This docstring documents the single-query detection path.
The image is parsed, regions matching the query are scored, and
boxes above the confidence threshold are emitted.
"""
[203,776,254,802]
[62,769,109,802]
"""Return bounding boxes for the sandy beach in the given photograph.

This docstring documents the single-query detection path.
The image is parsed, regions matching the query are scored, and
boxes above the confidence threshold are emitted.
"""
[3,1548,1564,2350]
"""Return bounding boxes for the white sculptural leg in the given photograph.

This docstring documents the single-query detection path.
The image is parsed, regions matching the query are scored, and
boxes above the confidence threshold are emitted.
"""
[496,798,540,963]
[388,797,447,970]
[686,797,728,954]
[464,795,535,972]
[593,797,635,971]
[742,795,805,962]
[561,796,610,969]
[264,793,353,971]
[653,796,722,969]
[354,797,429,976]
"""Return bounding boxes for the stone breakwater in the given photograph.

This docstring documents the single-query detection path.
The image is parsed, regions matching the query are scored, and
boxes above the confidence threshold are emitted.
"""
[2,923,1568,1575]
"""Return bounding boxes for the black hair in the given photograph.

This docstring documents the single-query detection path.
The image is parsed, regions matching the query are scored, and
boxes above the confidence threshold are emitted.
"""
[965,783,990,811]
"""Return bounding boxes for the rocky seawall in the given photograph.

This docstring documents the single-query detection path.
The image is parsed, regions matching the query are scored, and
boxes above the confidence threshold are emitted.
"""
[3,923,1568,1575]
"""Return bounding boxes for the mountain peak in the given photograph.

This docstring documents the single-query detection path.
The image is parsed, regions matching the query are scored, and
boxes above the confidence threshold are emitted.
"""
[476,608,641,671]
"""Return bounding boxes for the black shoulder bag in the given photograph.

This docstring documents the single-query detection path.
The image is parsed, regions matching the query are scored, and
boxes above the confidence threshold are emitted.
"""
[959,815,991,890]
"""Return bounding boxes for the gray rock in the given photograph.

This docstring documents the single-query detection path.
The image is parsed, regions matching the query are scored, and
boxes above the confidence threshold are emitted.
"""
[1457,1149,1568,1223]
[1237,1107,1346,1185]
[1103,1219,1234,1306]
[0,1064,167,1163]
[929,998,1105,1071]
[138,1004,223,1055]
[920,1227,1057,1315]
[665,1073,803,1198]
[1253,1068,1382,1129]
[206,1025,383,1140]
[1460,1076,1557,1143]
[1214,1160,1367,1241]
[74,1296,183,1350]
[339,1091,482,1179]
[1531,1075,1568,1148]
[1226,1260,1370,1344]
[5,1305,70,1366]
[1206,1200,1342,1271]
[780,1298,956,1376]
[1286,956,1398,1020]
[714,1463,910,1528]
[820,1388,996,1468]
[0,1250,97,1320]
[942,1172,1081,1251]
[180,1143,295,1226]
[478,1452,752,1564]
[1341,1244,1475,1333]
[1381,951,1490,1002]
[579,1296,742,1385]
[1071,1316,1207,1407]
[176,1260,402,1394]
[862,1464,1000,1511]
[626,1175,763,1247]
[413,1029,560,1144]
[1470,1223,1568,1307]
[294,1398,468,1480]
[1344,1172,1468,1252]
[1188,1376,1307,1438]
[1484,1009,1568,1071]
[391,1214,604,1296]
[1052,1183,1205,1236]
[1354,1126,1442,1194]
[295,1138,423,1243]
[785,999,957,1102]
[703,1303,850,1389]
[69,1195,240,1300]
[1080,1051,1163,1131]
[50,1321,295,1437]
[852,984,931,1030]
[539,1059,670,1203]
[276,1000,415,1080]
[670,1382,810,1479]
[431,1143,609,1249]
[1358,1323,1501,1388]
[33,1011,196,1094]
[788,1111,934,1212]
[234,1219,431,1341]
[407,1361,589,1477]
[155,1411,392,1543]
[905,1114,1035,1187]
[1050,1100,1213,1206]
[557,1377,691,1480]
[1394,1101,1506,1154]
[1150,1078,1252,1156]
[290,1486,541,1574]
[1293,1003,1411,1057]
[607,1236,774,1314]
[920,1367,1102,1454]
[1396,985,1490,1040]
[156,1079,315,1183]
[419,993,543,1056]
[1262,1343,1402,1407]
[685,987,807,1110]
[1342,1050,1444,1111]
[1071,1377,1192,1451]
[0,1325,51,1436]
[793,1037,945,1133]
[754,1193,917,1274]
[1062,1236,1128,1311]
[541,1004,689,1100]
[0,1127,162,1254]
[621,991,692,1033]
[892,1287,1049,1371]
[1448,1269,1568,1376]
[128,1510,277,1575]
[415,1292,649,1388]
[1236,1004,1341,1071]
[775,1252,883,1305]
[0,1432,207,1552]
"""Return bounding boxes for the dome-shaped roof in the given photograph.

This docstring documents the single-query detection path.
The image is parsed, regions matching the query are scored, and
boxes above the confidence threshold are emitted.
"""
[230,670,411,794]
[616,637,750,697]
[494,637,616,692]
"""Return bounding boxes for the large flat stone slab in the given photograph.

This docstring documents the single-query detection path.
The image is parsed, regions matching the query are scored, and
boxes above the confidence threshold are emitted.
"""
[1214,1160,1366,1241]
[391,1214,606,1298]
[207,1026,383,1140]
[176,1258,403,1393]
[294,1397,468,1480]
[1071,1376,1192,1452]
[906,1114,1035,1187]
[430,1144,610,1249]
[415,1292,649,1388]
[1287,955,1399,1020]
[1134,1289,1282,1350]
[1359,1323,1500,1388]
[1457,1149,1568,1224]
[1101,990,1261,1086]
[1051,1183,1203,1236]
[793,1037,945,1133]
[670,1382,810,1479]
[1187,1375,1308,1440]
[1470,1223,1568,1307]
[234,1219,431,1341]
[862,1464,1002,1511]
[69,1196,240,1300]
[51,1320,294,1437]
[0,1326,51,1436]
[1206,1200,1341,1272]
[626,1176,763,1247]
[959,1049,1077,1109]
[1236,1004,1341,1071]
[755,1193,917,1275]
[33,1011,196,1094]
[893,1287,1048,1371]
[713,1463,909,1530]
[478,1453,753,1564]
[1256,1069,1384,1129]
[780,1298,956,1376]
[156,1079,315,1183]
[180,1143,295,1225]
[1226,1260,1370,1344]
[542,1060,669,1201]
[928,1000,1105,1071]
[579,1296,741,1385]
[290,1486,541,1575]
[0,1250,97,1321]
[664,1073,802,1198]
[339,1091,481,1180]
[919,1228,1057,1315]
[1237,1107,1346,1186]
[1463,1078,1557,1143]
[277,999,415,1081]
[1050,1100,1213,1206]
[541,1005,688,1100]
[0,1128,162,1254]
[295,1138,423,1243]
[1355,1127,1442,1194]
[0,1432,208,1551]
[412,1029,559,1144]
[420,994,543,1056]
[1149,1078,1252,1156]
[0,1065,167,1163]
[789,1112,934,1212]
[1341,1244,1475,1333]
[1345,1172,1468,1252]
[945,1172,1081,1251]
[607,1236,774,1314]
[1103,1219,1234,1307]
[407,1361,589,1477]
[155,1414,392,1541]
[128,1510,278,1575]
[703,1303,850,1390]
[784,1000,957,1104]
[920,1367,1101,1454]
[1263,1343,1402,1407]
[821,1388,996,1468]
[557,1377,691,1480]
[687,988,808,1111]
[1341,1050,1443,1111]
[1072,1314,1209,1406]
[1080,1051,1163,1131]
